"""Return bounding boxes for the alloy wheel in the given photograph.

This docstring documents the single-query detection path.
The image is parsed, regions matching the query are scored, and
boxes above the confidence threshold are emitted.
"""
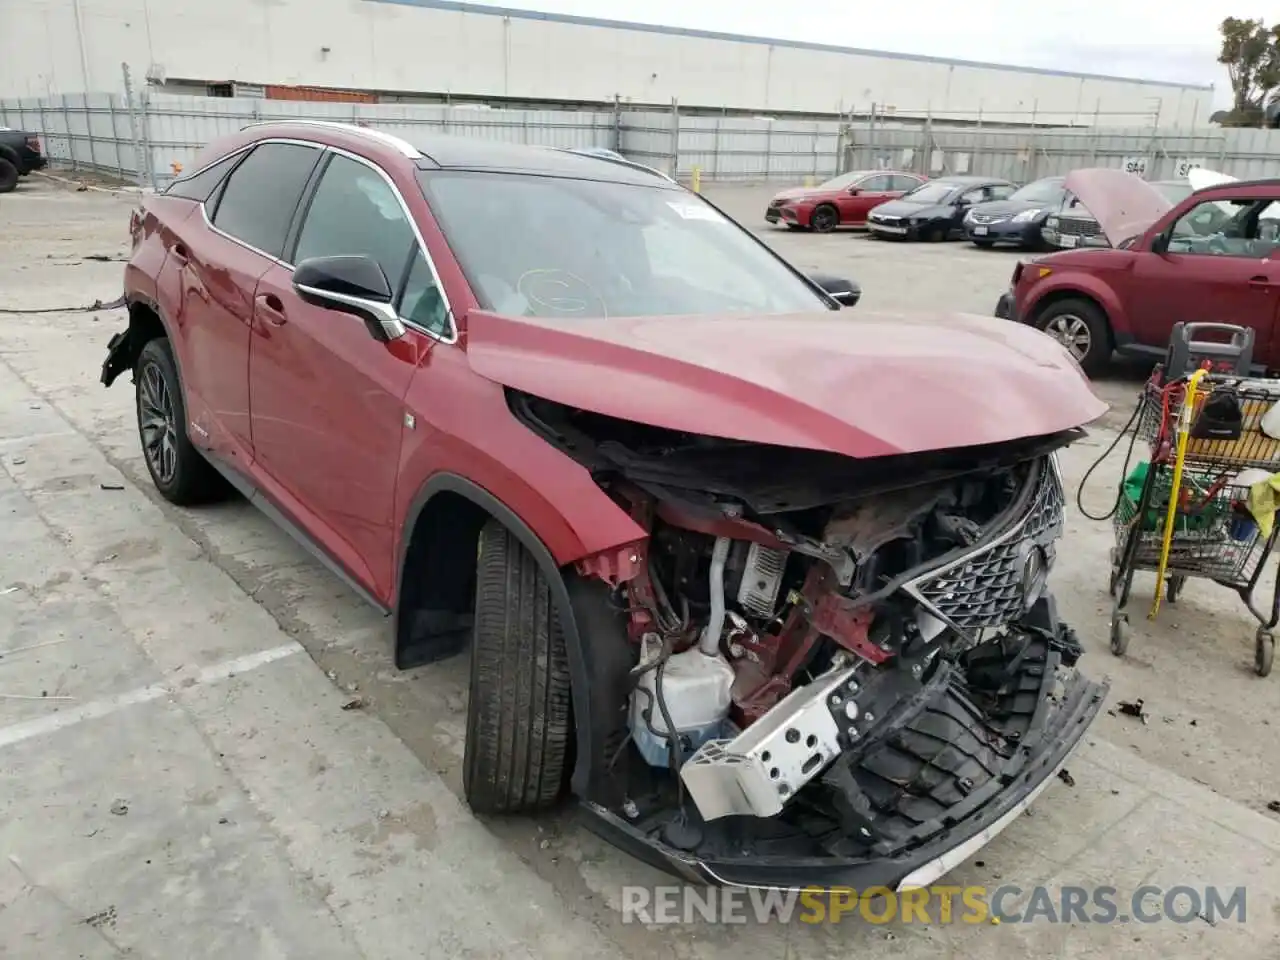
[1044,314,1092,361]
[139,361,178,484]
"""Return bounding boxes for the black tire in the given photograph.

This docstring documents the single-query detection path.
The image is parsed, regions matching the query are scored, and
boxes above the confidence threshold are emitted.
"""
[0,158,18,194]
[810,204,839,233]
[1034,297,1111,376]
[464,518,573,814]
[923,224,947,242]
[134,338,223,505]
[785,223,807,231]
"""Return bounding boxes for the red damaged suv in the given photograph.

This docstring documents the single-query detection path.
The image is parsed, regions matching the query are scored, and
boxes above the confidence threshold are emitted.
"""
[997,168,1280,375]
[103,121,1106,890]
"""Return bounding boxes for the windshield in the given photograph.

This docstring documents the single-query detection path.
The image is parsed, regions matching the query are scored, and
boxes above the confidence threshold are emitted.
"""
[900,182,957,205]
[1011,179,1065,204]
[817,171,864,191]
[418,171,832,319]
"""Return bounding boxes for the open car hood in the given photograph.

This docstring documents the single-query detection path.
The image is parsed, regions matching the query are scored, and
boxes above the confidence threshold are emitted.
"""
[1063,168,1171,244]
[465,310,1108,459]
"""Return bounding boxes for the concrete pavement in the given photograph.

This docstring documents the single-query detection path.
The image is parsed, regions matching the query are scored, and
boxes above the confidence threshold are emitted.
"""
[1,175,1278,958]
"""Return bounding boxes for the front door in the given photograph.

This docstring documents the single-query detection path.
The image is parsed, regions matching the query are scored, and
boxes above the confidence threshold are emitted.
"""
[248,150,436,600]
[841,173,896,225]
[1127,196,1280,363]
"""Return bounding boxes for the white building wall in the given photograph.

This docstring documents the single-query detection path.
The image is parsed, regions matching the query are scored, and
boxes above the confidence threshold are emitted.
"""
[1,0,1215,127]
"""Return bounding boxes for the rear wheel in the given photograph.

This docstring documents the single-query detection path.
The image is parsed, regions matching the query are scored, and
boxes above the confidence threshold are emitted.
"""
[0,158,18,194]
[1035,298,1111,376]
[464,519,573,814]
[810,205,839,233]
[134,339,223,505]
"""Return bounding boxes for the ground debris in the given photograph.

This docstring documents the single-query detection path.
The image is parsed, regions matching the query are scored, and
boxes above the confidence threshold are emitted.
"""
[99,482,125,491]
[341,697,365,711]
[1116,699,1148,723]
[109,799,128,816]
[1057,768,1076,787]
[1267,801,1280,814]
[82,905,116,928]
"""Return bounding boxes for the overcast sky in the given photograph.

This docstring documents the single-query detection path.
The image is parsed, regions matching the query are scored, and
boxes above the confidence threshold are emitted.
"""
[467,0,1272,106]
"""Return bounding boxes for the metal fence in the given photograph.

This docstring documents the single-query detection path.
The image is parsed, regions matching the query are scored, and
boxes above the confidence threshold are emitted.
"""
[0,81,616,190]
[5,84,1280,189]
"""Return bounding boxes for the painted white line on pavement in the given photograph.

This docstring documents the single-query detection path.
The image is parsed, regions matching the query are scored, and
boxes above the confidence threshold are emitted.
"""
[0,643,303,750]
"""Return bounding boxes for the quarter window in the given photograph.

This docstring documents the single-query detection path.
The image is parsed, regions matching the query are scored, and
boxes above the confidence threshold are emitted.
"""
[165,152,243,203]
[397,248,450,336]
[211,143,321,259]
[293,154,416,288]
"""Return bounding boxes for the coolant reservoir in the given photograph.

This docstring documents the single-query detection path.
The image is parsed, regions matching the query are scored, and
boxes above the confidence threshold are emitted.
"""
[630,642,736,768]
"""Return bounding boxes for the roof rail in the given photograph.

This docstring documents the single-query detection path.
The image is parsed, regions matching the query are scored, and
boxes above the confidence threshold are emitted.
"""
[558,146,676,183]
[239,119,422,159]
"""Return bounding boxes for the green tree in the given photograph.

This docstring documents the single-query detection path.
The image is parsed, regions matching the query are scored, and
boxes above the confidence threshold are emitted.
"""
[1218,17,1280,126]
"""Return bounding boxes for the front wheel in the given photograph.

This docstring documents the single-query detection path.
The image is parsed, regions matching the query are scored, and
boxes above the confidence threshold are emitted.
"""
[1035,298,1111,376]
[134,339,223,505]
[810,205,839,233]
[0,158,18,194]
[464,519,574,814]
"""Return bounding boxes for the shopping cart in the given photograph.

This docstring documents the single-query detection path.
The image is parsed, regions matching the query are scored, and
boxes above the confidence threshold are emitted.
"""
[1103,322,1280,677]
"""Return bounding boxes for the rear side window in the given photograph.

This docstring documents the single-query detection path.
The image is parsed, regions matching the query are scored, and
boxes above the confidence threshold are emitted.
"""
[164,152,243,202]
[211,143,321,259]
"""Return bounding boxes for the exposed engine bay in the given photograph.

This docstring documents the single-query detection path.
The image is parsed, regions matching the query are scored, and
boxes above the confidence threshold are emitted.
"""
[511,390,1106,884]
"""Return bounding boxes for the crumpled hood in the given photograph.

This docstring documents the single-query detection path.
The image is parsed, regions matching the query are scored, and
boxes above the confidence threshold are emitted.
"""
[1063,168,1171,244]
[466,310,1108,458]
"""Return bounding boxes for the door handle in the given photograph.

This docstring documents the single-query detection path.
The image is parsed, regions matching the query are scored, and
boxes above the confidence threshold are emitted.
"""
[170,242,189,266]
[1248,276,1275,288]
[256,293,287,326]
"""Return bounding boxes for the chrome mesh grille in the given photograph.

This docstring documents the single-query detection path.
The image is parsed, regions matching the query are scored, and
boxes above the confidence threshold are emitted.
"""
[969,213,1008,224]
[1056,217,1102,238]
[902,460,1065,633]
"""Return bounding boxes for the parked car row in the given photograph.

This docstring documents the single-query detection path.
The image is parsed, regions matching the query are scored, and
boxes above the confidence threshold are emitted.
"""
[766,169,1234,256]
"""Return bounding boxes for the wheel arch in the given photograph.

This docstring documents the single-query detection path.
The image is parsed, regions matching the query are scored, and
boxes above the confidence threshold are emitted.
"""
[1027,286,1118,349]
[395,472,632,800]
[102,295,182,388]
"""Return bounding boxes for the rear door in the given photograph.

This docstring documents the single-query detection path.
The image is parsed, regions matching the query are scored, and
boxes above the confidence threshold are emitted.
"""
[176,141,322,461]
[1126,195,1280,361]
[249,149,450,598]
[843,173,896,225]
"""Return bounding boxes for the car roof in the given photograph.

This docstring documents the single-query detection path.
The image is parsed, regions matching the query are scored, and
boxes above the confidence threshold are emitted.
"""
[933,175,1010,185]
[234,120,678,188]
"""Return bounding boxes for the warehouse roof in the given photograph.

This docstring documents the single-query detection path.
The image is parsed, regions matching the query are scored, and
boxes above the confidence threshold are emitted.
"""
[369,0,1214,91]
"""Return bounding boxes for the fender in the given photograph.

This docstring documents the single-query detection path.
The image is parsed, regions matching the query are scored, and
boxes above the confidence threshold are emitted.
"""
[103,292,185,389]
[397,473,633,799]
[1025,272,1132,339]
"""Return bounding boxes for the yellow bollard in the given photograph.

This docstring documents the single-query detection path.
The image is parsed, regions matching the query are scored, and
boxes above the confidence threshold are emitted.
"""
[691,166,701,193]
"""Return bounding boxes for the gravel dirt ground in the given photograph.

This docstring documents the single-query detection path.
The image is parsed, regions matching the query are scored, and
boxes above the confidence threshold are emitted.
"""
[1,174,1279,958]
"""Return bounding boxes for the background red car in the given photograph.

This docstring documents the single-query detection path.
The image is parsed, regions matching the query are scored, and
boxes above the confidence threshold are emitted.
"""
[766,169,928,232]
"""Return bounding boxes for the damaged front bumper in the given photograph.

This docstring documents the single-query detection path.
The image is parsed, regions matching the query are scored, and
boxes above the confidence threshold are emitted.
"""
[580,605,1108,892]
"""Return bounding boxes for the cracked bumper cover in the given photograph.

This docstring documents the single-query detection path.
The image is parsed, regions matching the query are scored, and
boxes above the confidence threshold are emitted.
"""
[579,612,1107,891]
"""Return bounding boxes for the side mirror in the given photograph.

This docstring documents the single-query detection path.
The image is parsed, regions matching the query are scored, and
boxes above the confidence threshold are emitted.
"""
[1149,231,1169,255]
[293,255,405,342]
[808,271,860,308]
[847,186,861,196]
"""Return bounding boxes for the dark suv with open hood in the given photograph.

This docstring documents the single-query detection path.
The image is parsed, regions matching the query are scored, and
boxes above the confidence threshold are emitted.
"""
[998,168,1280,374]
[102,120,1107,892]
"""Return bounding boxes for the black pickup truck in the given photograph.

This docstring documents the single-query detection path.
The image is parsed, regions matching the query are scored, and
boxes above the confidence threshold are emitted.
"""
[0,127,47,192]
